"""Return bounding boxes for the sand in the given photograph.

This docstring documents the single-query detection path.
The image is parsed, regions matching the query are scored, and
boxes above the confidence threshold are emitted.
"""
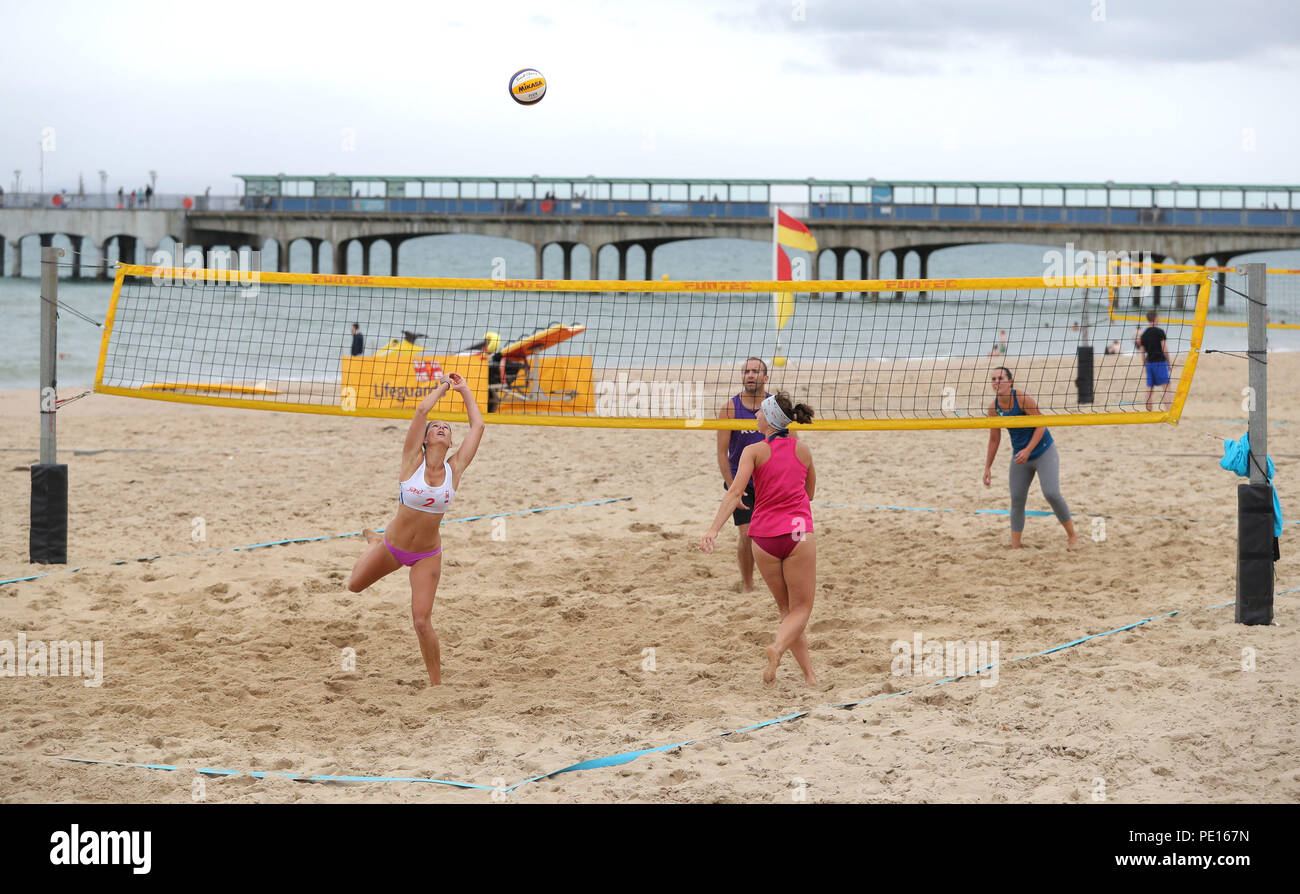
[0,352,1296,803]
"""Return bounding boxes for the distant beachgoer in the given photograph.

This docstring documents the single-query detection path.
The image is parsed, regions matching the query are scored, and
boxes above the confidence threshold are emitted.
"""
[351,323,364,356]
[1138,310,1172,411]
[1105,340,1121,355]
[988,329,1009,357]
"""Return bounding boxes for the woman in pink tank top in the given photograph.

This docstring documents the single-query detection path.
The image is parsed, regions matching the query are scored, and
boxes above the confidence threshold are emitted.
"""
[702,392,818,686]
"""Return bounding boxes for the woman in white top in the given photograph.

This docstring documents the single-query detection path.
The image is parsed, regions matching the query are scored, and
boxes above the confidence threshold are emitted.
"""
[348,371,485,685]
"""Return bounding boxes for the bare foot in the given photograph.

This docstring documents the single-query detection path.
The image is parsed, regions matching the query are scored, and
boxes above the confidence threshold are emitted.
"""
[803,672,818,687]
[363,527,381,545]
[1066,534,1079,551]
[763,646,779,684]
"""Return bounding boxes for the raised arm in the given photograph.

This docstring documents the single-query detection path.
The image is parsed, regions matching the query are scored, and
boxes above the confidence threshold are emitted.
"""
[447,372,485,478]
[402,380,452,474]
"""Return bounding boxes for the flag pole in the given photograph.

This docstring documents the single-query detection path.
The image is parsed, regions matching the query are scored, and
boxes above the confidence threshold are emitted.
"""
[772,204,782,364]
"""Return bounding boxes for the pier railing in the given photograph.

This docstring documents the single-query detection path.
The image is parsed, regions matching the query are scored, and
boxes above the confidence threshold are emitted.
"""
[3,193,1296,228]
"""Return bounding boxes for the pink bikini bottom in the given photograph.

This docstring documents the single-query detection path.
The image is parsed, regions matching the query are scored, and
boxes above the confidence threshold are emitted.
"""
[385,537,442,567]
[749,533,805,560]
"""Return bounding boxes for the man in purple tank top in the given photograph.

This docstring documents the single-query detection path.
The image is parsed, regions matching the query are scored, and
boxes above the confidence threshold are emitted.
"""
[715,357,770,592]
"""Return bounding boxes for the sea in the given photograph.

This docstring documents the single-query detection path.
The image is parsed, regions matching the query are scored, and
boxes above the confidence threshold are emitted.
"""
[1,236,1297,391]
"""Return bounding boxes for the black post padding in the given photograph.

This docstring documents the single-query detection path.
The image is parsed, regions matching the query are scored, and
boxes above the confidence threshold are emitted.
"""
[1236,483,1275,625]
[29,464,68,565]
[1075,346,1094,405]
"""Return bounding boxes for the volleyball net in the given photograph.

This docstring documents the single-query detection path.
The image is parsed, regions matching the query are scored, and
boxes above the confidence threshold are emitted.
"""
[94,265,1211,430]
[1108,259,1299,330]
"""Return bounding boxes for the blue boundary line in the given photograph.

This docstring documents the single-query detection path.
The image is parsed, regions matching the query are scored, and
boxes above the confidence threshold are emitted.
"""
[812,500,1297,527]
[507,591,1296,793]
[1,497,633,586]
[51,589,1294,794]
[52,757,496,790]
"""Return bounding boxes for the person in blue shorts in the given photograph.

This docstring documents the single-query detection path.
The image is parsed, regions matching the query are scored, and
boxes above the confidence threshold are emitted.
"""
[983,366,1078,550]
[1139,310,1172,411]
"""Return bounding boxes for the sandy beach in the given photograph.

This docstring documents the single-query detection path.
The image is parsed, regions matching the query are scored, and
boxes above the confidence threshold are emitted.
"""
[1,351,1295,803]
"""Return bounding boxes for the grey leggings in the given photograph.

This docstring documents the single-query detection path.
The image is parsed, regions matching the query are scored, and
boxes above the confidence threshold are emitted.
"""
[1008,443,1071,532]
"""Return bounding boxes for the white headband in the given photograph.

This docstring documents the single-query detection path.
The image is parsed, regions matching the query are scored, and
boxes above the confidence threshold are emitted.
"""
[761,395,791,430]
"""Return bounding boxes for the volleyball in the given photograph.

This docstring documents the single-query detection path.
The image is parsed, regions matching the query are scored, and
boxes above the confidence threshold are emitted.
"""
[509,68,547,105]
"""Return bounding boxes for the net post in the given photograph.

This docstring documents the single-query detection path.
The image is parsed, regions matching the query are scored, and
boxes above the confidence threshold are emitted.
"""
[1243,264,1267,483]
[1235,262,1272,625]
[1076,284,1094,403]
[31,245,69,564]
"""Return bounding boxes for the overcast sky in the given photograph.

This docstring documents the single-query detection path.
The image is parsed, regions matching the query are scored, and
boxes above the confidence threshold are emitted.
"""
[3,0,1297,195]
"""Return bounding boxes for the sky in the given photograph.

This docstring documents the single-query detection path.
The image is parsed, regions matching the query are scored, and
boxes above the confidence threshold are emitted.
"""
[2,0,1297,195]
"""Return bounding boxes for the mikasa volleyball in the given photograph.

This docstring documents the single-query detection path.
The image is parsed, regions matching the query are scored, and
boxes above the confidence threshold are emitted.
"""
[509,68,547,105]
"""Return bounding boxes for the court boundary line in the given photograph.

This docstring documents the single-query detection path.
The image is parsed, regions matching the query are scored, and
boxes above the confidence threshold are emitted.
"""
[0,497,633,585]
[45,590,1292,796]
[811,500,1296,527]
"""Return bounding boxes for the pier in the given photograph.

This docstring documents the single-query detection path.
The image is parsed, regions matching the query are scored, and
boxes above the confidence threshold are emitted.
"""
[2,176,1296,283]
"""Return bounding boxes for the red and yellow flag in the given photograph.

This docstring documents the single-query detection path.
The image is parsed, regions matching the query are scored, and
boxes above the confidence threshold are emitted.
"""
[776,246,793,281]
[773,211,815,332]
[776,209,818,253]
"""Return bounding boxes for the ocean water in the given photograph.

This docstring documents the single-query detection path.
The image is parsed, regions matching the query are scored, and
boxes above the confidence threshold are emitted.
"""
[2,236,1297,391]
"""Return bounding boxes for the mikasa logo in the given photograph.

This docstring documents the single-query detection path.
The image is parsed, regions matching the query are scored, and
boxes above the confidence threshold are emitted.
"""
[49,825,151,874]
[515,79,543,92]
